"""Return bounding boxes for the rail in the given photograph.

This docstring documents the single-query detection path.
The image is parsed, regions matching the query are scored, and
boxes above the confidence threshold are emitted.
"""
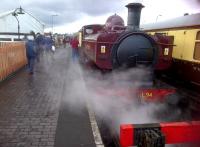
[0,41,27,81]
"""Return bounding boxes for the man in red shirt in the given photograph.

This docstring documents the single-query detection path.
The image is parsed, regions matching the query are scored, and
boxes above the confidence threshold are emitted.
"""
[70,36,79,62]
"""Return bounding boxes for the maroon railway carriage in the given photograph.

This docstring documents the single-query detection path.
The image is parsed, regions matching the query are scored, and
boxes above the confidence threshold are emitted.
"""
[142,13,200,90]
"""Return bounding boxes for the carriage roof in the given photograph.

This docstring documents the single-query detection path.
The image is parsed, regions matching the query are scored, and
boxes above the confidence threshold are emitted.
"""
[141,13,200,31]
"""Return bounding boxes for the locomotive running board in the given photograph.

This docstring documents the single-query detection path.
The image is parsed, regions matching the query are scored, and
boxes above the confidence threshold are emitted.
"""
[120,121,200,147]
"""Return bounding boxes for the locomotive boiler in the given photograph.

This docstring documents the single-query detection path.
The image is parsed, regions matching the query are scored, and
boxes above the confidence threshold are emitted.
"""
[79,3,174,71]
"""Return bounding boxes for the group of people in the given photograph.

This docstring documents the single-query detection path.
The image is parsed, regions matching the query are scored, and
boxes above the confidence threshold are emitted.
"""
[25,32,54,75]
[25,33,80,75]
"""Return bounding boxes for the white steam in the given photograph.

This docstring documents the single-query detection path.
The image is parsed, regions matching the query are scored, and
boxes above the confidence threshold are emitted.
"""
[62,56,173,134]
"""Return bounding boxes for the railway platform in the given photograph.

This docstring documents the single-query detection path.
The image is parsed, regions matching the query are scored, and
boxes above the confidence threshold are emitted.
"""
[0,47,99,147]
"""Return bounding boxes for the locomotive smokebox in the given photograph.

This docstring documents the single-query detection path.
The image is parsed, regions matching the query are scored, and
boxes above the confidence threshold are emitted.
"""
[126,3,144,31]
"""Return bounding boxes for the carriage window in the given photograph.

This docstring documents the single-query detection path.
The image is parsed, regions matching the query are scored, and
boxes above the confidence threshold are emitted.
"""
[196,31,200,40]
[194,42,200,60]
[194,31,200,60]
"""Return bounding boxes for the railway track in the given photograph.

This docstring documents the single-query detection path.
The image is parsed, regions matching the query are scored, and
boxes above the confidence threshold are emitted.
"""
[158,74,200,119]
[96,77,200,147]
[81,64,200,147]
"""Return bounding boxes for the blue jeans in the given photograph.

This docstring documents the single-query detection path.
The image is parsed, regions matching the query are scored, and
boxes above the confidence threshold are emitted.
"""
[27,57,35,73]
[72,49,79,62]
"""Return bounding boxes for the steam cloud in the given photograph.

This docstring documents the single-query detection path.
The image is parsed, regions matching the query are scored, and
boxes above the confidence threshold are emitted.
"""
[61,49,188,134]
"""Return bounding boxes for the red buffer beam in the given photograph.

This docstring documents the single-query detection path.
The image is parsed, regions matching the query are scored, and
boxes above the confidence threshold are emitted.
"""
[120,121,200,147]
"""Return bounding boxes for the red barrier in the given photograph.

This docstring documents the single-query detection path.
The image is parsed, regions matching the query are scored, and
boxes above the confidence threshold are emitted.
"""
[120,124,134,147]
[161,121,200,144]
[120,121,200,147]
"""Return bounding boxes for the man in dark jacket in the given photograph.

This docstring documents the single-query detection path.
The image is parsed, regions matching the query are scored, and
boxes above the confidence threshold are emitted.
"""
[35,33,45,62]
[26,39,37,74]
[45,37,53,52]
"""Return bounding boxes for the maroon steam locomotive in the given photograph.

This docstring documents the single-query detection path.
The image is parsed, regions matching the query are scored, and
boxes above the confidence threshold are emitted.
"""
[78,3,200,146]
[78,3,177,100]
[78,3,174,72]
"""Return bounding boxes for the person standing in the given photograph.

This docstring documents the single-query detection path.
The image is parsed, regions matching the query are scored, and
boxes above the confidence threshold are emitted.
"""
[35,33,44,62]
[70,36,79,62]
[25,37,37,74]
[63,37,67,48]
[45,36,53,52]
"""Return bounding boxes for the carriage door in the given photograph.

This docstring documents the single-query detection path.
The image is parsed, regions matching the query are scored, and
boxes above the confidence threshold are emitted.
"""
[171,30,186,60]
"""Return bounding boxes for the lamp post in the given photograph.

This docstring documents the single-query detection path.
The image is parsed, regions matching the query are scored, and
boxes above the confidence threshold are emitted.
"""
[12,6,25,39]
[51,14,58,34]
[156,14,162,22]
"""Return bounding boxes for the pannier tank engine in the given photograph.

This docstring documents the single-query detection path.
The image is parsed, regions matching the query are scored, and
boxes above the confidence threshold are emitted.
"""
[79,3,200,147]
[79,2,177,108]
[79,3,174,72]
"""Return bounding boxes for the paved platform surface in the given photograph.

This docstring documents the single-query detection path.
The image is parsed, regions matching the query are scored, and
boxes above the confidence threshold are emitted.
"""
[0,48,96,147]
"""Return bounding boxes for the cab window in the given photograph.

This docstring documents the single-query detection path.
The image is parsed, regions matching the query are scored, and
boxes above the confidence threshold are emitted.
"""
[194,31,200,60]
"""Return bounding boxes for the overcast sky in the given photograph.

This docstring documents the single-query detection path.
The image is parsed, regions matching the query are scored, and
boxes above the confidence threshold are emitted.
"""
[0,0,200,33]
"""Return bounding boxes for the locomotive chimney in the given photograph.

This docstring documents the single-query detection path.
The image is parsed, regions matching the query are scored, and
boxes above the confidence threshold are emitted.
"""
[126,3,144,31]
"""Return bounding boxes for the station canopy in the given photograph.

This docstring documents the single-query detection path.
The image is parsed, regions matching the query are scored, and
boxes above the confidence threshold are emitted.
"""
[0,8,45,40]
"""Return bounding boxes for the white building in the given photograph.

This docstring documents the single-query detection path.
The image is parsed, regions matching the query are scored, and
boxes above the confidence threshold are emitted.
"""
[0,7,45,41]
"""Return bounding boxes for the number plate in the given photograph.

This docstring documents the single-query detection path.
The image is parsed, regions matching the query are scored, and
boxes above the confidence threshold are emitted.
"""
[101,46,106,53]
